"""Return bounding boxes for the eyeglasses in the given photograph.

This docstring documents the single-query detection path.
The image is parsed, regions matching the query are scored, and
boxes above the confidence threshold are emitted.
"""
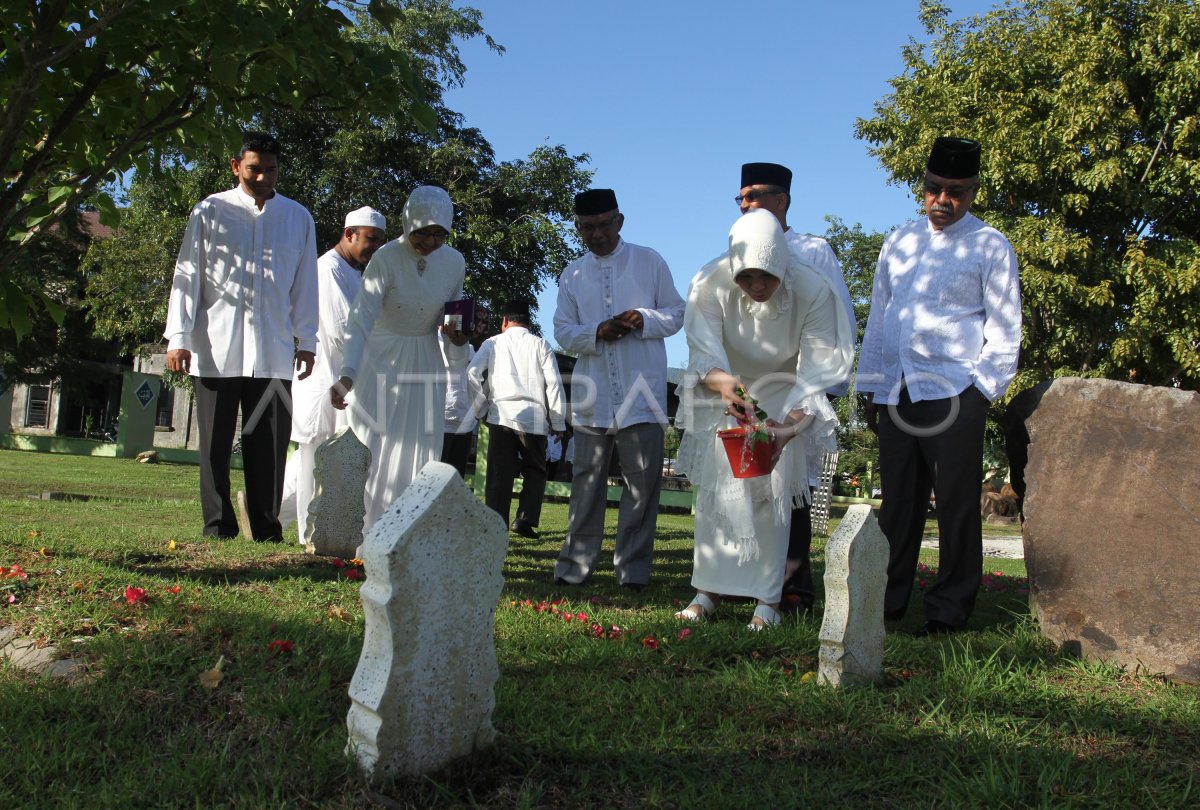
[575,213,621,235]
[734,189,785,205]
[923,181,977,200]
[409,227,449,244]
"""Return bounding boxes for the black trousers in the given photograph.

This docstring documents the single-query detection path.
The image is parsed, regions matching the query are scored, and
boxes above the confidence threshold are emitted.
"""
[194,376,292,540]
[440,430,473,478]
[484,422,548,528]
[878,385,990,628]
[783,503,815,606]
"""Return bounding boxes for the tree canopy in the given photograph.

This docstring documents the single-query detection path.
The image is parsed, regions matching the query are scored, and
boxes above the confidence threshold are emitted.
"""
[0,0,435,341]
[857,0,1200,392]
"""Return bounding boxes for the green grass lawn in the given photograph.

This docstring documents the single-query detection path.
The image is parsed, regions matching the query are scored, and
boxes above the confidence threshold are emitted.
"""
[0,449,1196,808]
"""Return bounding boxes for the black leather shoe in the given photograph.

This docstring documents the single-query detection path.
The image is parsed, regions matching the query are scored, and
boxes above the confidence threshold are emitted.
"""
[619,582,645,594]
[510,520,539,539]
[553,576,576,586]
[913,620,958,637]
[884,608,906,621]
[780,592,814,615]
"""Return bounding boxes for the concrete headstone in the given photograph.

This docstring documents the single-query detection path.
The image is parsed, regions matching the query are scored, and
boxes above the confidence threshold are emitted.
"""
[345,461,508,783]
[306,427,371,558]
[1022,378,1200,683]
[818,504,888,687]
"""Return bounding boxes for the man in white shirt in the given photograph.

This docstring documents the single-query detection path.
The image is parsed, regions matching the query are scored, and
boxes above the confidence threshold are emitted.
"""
[440,303,490,477]
[467,300,567,537]
[553,189,686,590]
[164,131,319,541]
[736,161,858,613]
[279,206,386,543]
[859,137,1022,635]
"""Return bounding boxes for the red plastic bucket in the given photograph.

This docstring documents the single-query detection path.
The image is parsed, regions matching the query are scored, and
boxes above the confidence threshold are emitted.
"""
[717,426,774,479]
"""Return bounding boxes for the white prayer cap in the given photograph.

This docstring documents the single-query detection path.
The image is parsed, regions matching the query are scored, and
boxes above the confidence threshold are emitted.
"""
[728,209,787,279]
[402,186,454,236]
[344,206,386,230]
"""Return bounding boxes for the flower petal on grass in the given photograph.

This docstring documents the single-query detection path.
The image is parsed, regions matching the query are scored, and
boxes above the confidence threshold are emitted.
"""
[343,569,364,581]
[267,639,295,655]
[124,585,147,605]
[199,655,225,690]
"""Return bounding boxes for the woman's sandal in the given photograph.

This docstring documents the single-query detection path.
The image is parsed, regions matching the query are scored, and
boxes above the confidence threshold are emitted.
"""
[747,603,781,631]
[674,592,718,621]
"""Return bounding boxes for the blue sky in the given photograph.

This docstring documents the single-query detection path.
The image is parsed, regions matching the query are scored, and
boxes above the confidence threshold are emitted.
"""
[444,0,999,367]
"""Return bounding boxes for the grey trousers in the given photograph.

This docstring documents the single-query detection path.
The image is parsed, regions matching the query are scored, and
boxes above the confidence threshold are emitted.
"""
[554,422,664,586]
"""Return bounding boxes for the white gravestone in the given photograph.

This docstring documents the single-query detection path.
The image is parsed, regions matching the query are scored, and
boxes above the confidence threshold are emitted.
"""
[346,461,508,783]
[306,427,371,557]
[818,504,888,687]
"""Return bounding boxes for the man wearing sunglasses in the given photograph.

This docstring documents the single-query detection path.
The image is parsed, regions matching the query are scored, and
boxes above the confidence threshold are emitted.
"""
[859,137,1022,636]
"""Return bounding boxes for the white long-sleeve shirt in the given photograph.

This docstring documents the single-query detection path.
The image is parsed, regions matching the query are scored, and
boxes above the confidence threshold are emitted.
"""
[786,230,857,397]
[291,248,360,443]
[553,239,685,429]
[857,212,1021,405]
[467,326,567,435]
[440,333,476,434]
[164,186,318,379]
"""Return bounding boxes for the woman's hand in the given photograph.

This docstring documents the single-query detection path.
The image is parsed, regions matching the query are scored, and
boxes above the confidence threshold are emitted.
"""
[765,409,813,465]
[440,322,469,346]
[702,369,752,422]
[330,376,353,410]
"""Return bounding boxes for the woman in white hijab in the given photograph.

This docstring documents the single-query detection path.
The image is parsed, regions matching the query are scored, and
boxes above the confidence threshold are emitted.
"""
[332,186,470,534]
[675,209,854,629]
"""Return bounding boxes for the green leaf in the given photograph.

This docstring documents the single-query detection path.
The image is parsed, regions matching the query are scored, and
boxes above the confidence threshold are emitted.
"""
[47,185,74,204]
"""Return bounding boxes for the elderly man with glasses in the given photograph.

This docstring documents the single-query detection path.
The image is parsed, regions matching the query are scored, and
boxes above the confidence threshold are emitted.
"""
[553,189,685,591]
[859,137,1022,636]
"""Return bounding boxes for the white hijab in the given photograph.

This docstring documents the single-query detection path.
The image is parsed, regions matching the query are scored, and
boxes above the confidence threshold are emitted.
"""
[402,185,454,237]
[728,209,789,320]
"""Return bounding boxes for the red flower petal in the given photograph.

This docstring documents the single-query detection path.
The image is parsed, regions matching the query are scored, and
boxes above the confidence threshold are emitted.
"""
[343,569,365,581]
[124,585,148,605]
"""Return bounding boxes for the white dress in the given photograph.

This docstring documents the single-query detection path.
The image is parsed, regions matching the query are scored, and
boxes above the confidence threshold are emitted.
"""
[677,237,854,602]
[340,236,466,533]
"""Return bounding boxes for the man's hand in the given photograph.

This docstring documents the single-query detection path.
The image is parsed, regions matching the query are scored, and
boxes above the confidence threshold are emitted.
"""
[330,376,353,410]
[596,318,633,342]
[864,394,879,435]
[295,350,316,381]
[440,322,469,346]
[614,309,644,331]
[166,348,191,374]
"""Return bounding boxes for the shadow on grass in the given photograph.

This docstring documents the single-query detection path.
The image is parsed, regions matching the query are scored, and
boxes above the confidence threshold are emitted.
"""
[2,570,1195,807]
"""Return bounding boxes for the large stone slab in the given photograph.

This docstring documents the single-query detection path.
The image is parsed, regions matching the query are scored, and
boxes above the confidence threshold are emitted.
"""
[346,461,508,783]
[306,427,371,558]
[818,504,888,687]
[1023,378,1200,683]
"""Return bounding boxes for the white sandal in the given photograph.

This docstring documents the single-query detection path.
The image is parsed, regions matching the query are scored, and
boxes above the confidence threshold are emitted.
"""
[747,603,781,631]
[674,592,718,621]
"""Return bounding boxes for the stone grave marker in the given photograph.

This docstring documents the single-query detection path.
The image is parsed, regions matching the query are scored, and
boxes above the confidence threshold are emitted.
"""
[1021,377,1200,683]
[346,460,508,783]
[818,504,888,687]
[305,427,371,558]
